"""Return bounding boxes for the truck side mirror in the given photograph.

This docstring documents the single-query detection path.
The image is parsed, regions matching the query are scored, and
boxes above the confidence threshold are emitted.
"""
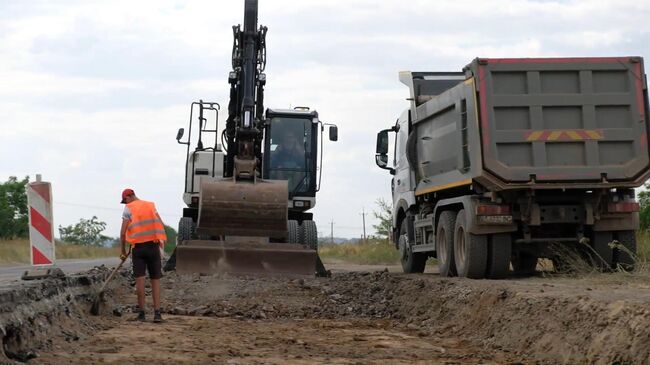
[329,125,338,141]
[376,130,389,154]
[176,128,185,141]
[376,154,388,168]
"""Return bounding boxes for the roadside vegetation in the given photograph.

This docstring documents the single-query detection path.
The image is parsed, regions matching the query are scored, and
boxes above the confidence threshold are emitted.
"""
[0,239,119,265]
[319,238,399,265]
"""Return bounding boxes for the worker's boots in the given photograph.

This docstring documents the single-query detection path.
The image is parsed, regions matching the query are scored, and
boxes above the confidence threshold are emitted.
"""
[154,310,164,323]
[134,310,145,322]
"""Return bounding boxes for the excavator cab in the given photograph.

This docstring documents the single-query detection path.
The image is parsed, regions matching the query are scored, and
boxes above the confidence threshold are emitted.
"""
[168,104,337,276]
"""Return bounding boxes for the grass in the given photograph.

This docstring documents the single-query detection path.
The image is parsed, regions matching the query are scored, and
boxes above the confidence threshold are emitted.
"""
[0,239,119,265]
[318,231,650,272]
[637,231,650,262]
[319,238,400,265]
[535,231,650,283]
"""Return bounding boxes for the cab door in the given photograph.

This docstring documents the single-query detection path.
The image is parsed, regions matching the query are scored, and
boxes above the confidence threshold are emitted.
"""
[393,110,416,209]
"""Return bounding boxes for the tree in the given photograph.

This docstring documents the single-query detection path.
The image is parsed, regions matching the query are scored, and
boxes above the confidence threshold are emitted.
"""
[58,216,109,246]
[163,224,177,253]
[0,176,29,239]
[372,198,392,241]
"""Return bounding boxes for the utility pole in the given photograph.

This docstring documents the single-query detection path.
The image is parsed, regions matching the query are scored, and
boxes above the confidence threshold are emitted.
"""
[360,208,367,243]
[330,219,334,245]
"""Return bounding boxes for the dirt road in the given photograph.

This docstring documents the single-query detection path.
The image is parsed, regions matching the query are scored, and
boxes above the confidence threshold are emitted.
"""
[9,262,650,364]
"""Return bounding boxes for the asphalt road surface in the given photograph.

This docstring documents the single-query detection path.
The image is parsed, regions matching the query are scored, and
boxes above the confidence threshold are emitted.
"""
[0,257,120,287]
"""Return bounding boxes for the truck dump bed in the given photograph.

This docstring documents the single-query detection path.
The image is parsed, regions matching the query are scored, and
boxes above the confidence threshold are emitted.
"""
[409,57,650,195]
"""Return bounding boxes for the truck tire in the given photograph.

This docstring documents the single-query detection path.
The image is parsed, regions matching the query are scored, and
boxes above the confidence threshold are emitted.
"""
[288,220,300,244]
[486,233,511,279]
[613,230,636,271]
[436,211,457,277]
[454,210,487,279]
[301,220,318,250]
[590,231,614,270]
[512,252,538,276]
[178,217,195,245]
[398,219,426,273]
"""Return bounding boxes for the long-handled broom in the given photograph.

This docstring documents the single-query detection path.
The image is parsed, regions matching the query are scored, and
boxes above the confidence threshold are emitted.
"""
[90,251,130,316]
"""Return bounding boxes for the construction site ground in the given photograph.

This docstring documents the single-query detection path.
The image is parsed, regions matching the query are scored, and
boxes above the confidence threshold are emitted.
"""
[3,261,650,364]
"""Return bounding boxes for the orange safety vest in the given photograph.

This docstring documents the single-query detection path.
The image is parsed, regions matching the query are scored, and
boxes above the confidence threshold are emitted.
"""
[125,200,167,245]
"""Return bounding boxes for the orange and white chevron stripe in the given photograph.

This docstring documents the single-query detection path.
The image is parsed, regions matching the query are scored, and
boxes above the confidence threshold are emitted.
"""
[27,181,55,266]
[525,129,603,142]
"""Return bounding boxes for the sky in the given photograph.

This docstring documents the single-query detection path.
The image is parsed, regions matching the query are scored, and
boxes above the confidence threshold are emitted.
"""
[1,0,650,239]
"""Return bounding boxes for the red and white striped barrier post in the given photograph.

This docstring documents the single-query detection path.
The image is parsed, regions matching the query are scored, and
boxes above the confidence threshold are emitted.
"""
[26,174,55,266]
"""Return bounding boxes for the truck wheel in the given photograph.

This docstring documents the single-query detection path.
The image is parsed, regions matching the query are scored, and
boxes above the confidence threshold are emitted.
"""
[454,210,487,279]
[613,230,636,271]
[512,252,537,276]
[398,219,426,273]
[436,211,457,277]
[178,217,195,245]
[486,233,512,279]
[300,220,318,250]
[590,231,614,270]
[288,220,300,244]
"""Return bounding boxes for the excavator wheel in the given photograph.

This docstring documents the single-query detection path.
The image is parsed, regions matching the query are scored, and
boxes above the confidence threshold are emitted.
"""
[288,220,300,244]
[178,217,195,245]
[301,220,318,250]
[163,217,195,272]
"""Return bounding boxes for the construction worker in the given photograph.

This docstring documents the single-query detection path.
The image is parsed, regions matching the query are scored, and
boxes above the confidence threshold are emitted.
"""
[120,188,167,323]
[273,131,305,169]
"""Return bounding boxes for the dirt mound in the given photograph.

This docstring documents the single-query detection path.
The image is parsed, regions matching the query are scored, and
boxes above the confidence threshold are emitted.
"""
[0,266,121,364]
[7,266,650,364]
[158,270,650,364]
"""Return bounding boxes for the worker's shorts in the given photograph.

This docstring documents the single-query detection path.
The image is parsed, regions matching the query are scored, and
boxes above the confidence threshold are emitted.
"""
[132,242,163,279]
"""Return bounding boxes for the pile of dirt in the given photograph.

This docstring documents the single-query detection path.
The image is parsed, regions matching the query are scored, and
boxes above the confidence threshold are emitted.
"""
[7,266,650,364]
[0,266,120,364]
[156,270,650,364]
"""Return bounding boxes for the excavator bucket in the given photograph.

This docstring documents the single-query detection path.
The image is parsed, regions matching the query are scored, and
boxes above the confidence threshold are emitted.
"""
[173,178,318,276]
[175,239,317,277]
[196,179,288,238]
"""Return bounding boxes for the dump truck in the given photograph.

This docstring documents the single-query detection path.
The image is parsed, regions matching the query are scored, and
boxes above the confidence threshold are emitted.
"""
[165,0,337,276]
[376,57,649,278]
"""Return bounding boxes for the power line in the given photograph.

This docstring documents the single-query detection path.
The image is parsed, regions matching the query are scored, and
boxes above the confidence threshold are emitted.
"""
[54,201,180,219]
[360,207,367,243]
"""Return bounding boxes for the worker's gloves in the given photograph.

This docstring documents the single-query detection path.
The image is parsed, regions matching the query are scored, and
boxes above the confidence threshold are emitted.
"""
[119,253,128,261]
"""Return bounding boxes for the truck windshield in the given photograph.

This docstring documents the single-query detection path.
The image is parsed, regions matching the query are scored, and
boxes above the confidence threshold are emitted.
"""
[268,117,312,193]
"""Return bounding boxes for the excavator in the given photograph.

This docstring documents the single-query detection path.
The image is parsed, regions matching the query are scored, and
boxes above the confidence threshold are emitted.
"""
[165,0,337,276]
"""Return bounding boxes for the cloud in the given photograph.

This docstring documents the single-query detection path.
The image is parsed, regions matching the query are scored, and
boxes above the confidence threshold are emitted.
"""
[2,0,650,239]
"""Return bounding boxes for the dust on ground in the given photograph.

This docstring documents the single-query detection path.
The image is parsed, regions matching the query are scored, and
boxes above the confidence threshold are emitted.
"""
[7,262,650,365]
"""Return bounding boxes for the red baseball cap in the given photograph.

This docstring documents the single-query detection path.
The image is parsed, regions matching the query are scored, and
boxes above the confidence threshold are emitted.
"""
[120,188,135,204]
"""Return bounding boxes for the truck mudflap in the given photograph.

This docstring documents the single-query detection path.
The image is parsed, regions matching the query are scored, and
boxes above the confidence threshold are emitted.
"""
[175,239,317,277]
